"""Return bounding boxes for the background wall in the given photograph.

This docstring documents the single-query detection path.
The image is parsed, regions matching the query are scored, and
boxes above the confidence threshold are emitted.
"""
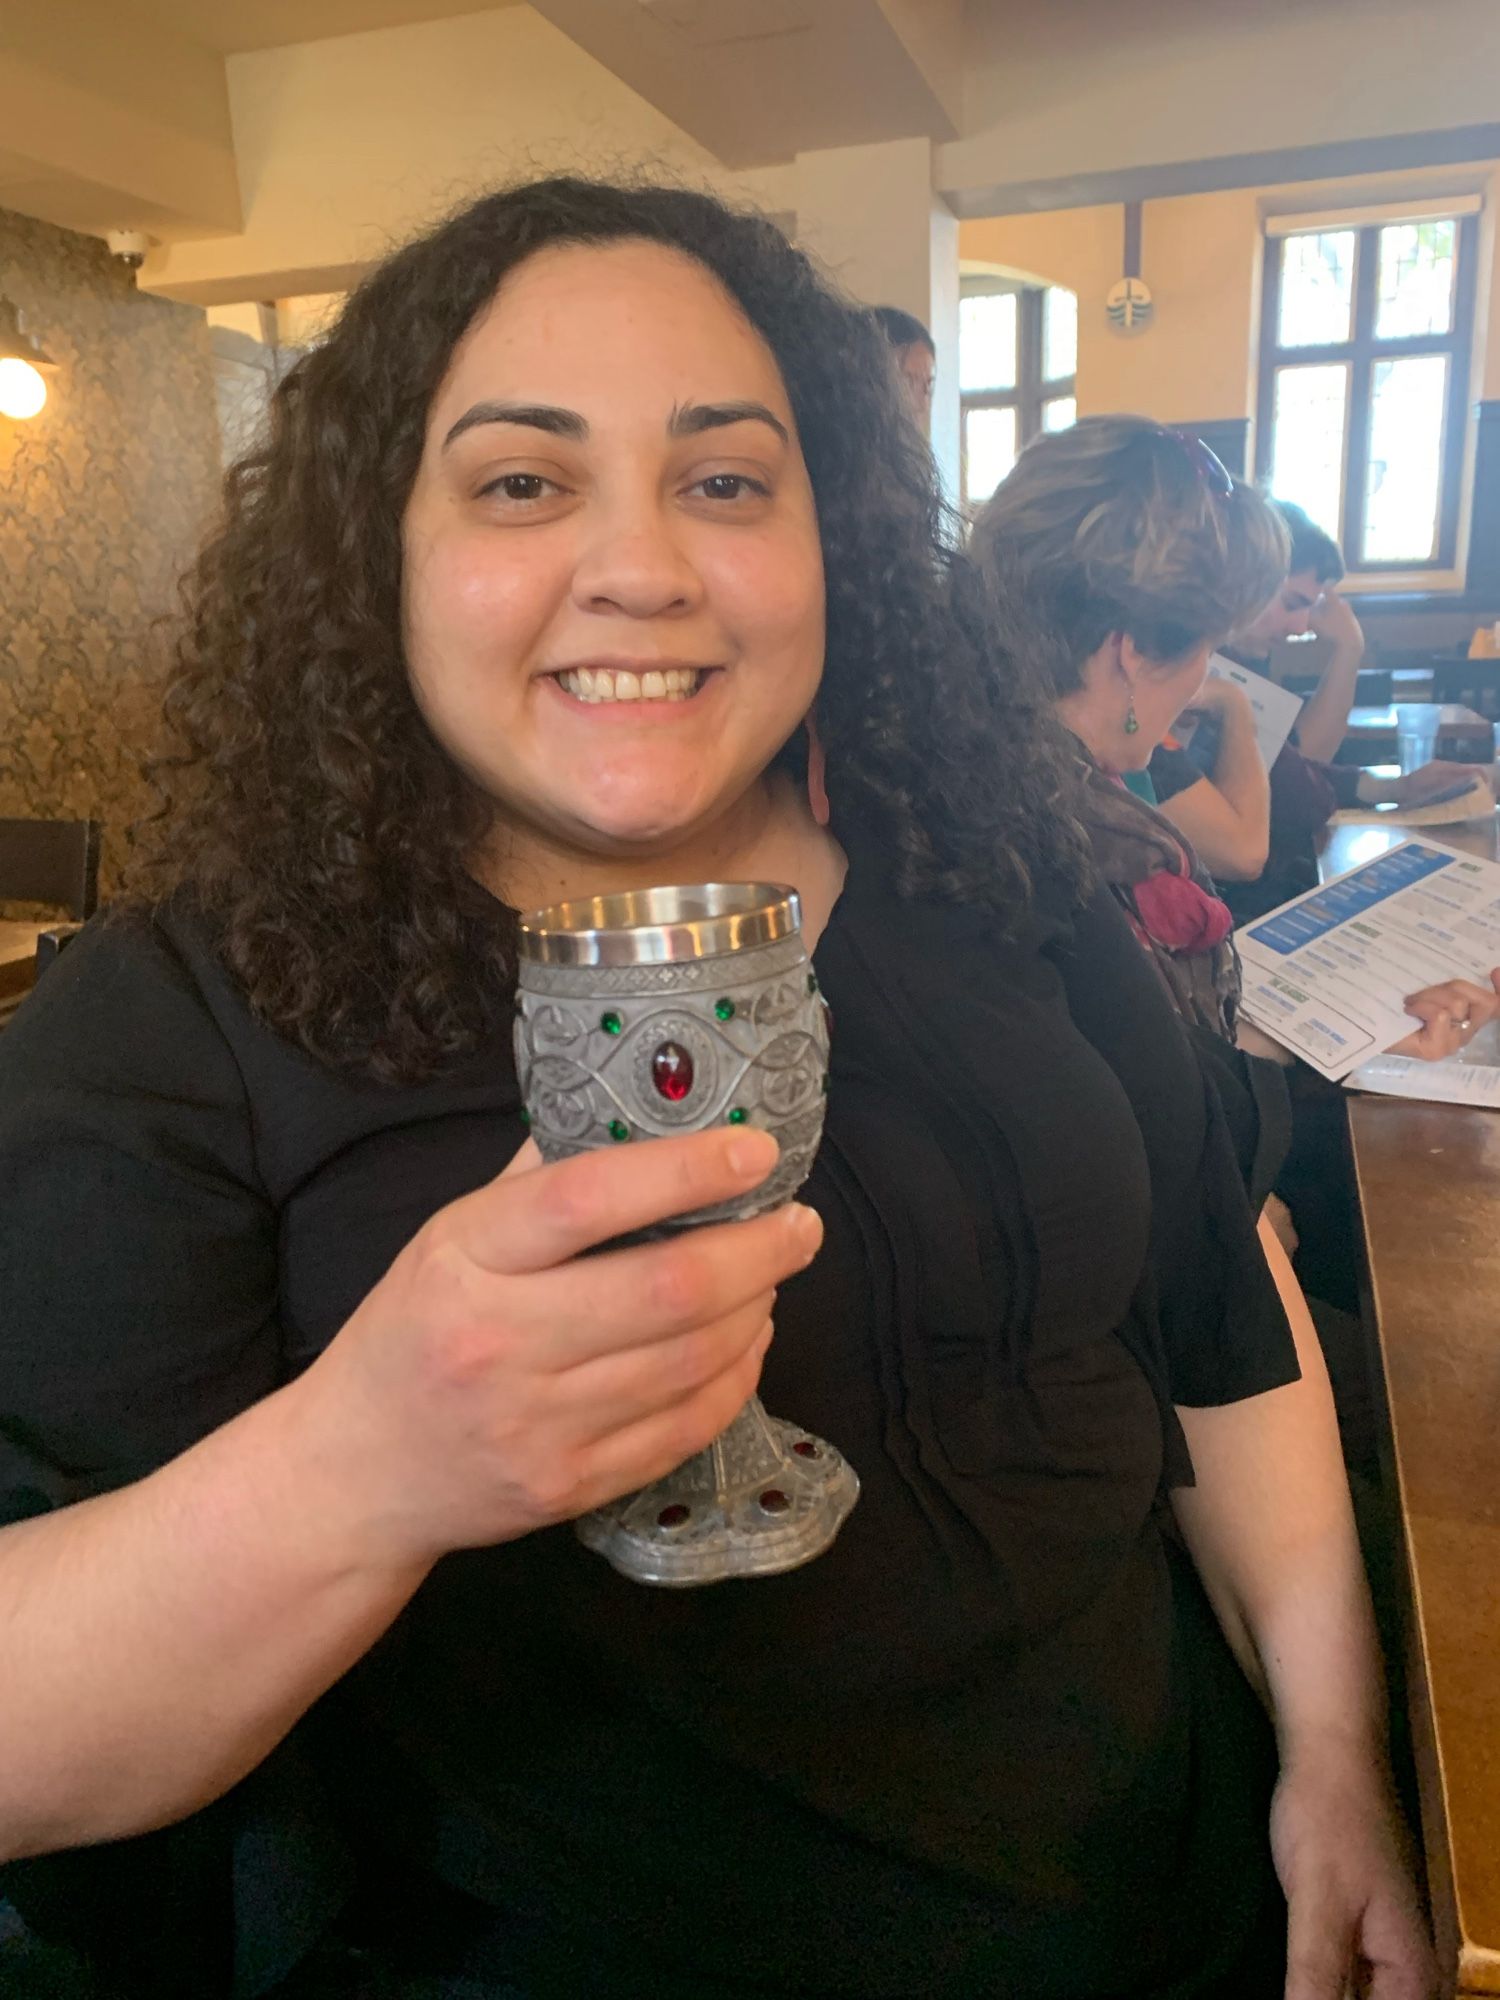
[960,158,1500,428]
[0,206,219,887]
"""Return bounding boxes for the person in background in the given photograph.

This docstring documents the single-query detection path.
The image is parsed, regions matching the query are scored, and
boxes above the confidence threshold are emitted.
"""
[971,419,1499,1079]
[871,304,934,430]
[974,421,1500,1883]
[1235,501,1363,762]
[1156,498,1487,922]
[972,417,1277,899]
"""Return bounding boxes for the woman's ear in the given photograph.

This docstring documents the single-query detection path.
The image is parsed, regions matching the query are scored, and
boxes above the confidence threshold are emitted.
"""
[1116,632,1148,685]
[804,712,830,828]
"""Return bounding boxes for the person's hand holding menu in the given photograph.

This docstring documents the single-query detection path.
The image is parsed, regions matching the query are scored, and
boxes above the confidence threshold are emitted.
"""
[1236,838,1500,1084]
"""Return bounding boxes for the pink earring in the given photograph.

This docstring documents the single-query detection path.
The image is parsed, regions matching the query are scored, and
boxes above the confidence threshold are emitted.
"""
[805,713,830,828]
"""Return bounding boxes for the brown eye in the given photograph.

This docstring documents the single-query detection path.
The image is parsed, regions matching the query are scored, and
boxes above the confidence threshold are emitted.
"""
[483,472,551,502]
[695,474,769,502]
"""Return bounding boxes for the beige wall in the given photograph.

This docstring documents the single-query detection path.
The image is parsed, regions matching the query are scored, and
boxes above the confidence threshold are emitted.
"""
[961,160,1500,427]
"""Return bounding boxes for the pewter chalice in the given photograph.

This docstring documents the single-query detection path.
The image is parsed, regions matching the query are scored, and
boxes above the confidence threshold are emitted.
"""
[514,883,858,1586]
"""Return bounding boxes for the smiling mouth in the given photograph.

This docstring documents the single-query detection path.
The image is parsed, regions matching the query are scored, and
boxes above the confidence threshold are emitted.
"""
[553,665,711,705]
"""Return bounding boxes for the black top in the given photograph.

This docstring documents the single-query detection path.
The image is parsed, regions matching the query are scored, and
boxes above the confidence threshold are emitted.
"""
[1146,742,1204,806]
[0,866,1298,2000]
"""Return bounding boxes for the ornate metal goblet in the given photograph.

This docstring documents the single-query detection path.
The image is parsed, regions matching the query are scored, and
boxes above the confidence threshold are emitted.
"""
[514,883,859,1587]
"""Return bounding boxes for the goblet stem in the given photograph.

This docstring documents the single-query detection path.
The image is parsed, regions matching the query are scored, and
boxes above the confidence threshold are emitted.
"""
[574,1393,859,1588]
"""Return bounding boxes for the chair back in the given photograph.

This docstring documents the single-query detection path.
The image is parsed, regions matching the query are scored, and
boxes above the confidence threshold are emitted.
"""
[0,818,101,920]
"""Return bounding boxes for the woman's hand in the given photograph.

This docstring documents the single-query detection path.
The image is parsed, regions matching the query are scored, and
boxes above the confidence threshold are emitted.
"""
[1271,1747,1436,1998]
[1262,1191,1300,1258]
[1387,970,1500,1061]
[1184,675,1254,725]
[1308,588,1366,661]
[293,1126,822,1568]
[1386,761,1492,808]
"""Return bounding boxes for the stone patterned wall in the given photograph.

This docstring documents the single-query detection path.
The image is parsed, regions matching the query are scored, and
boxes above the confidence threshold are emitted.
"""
[0,206,219,894]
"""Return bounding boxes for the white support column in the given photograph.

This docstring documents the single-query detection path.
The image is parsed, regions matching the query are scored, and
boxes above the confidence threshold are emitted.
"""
[792,137,961,506]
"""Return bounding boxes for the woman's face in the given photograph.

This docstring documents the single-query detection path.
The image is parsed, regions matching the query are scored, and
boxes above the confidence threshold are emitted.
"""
[401,240,826,862]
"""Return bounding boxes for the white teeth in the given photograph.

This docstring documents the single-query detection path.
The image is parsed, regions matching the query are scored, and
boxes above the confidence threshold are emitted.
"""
[556,667,705,703]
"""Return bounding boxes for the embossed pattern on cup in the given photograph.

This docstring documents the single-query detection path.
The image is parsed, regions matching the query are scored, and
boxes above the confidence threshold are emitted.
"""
[515,929,829,1225]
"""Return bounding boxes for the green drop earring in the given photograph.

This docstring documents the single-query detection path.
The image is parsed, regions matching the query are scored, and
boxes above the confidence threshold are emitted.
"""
[1124,692,1140,736]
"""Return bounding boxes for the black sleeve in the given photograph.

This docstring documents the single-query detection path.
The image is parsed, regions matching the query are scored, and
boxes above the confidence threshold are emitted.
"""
[0,909,281,1525]
[1326,761,1365,808]
[1058,888,1300,1411]
[0,912,354,1996]
[1187,1025,1294,1216]
[1148,743,1206,803]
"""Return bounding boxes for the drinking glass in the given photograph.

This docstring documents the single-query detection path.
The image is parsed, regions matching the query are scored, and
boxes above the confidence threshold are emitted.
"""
[514,883,859,1587]
[1395,703,1441,775]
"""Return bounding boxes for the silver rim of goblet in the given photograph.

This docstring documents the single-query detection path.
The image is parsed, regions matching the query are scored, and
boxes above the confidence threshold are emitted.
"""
[517,882,802,967]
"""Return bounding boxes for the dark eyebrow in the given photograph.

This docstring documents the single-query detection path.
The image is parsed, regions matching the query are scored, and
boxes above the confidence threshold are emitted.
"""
[670,400,789,446]
[443,402,588,450]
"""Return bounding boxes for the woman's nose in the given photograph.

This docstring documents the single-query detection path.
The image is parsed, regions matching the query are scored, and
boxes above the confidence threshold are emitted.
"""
[571,505,703,620]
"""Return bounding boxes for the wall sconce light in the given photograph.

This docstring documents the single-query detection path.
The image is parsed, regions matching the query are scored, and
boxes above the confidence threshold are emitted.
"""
[0,294,57,421]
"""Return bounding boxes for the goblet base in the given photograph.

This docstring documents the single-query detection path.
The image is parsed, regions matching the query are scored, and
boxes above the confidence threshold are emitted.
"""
[575,1396,859,1587]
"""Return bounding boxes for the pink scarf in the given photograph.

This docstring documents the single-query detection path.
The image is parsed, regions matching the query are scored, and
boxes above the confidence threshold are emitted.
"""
[1131,862,1233,954]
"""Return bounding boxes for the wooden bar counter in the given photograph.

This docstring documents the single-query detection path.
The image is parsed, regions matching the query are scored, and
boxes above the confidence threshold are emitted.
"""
[1319,813,1500,1995]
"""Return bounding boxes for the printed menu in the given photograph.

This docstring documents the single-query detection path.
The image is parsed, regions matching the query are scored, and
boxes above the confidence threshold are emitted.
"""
[1204,654,1305,770]
[1236,838,1500,1087]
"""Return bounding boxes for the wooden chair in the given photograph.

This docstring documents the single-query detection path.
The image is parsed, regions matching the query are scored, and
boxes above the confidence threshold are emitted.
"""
[0,818,101,921]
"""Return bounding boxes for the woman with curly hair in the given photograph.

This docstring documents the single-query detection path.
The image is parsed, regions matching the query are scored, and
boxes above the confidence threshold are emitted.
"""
[0,179,1430,1999]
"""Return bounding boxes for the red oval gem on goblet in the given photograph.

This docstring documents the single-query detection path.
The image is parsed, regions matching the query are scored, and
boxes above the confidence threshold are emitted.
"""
[651,1041,694,1103]
[657,1503,691,1528]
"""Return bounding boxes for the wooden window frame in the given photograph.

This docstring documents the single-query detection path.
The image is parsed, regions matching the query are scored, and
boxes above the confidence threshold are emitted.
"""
[961,286,1077,506]
[1255,213,1479,575]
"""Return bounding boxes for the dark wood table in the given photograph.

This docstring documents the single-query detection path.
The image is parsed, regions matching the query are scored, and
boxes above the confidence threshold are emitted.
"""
[1341,703,1494,761]
[1319,813,1500,1995]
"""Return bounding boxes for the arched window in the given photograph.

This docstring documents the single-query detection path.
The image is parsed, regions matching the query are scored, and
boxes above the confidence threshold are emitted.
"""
[959,278,1077,506]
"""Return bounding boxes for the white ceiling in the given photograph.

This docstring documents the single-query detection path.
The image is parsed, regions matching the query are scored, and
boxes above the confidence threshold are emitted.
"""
[119,0,518,56]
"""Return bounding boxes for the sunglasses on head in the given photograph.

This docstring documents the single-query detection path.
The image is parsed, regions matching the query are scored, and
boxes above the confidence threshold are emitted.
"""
[1161,427,1235,499]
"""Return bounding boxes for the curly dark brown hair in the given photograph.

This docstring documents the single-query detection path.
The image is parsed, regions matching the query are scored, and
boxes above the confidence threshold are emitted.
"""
[132,175,1088,1082]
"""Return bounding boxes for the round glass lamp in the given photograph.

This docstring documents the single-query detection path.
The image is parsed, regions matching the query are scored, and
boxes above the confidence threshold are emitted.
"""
[0,296,55,420]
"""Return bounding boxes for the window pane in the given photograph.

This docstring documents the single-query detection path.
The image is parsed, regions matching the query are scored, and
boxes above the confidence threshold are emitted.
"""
[1363,354,1448,563]
[965,406,1018,504]
[1375,219,1456,340]
[1277,230,1356,347]
[1269,363,1348,541]
[959,293,1017,392]
[1043,287,1077,381]
[1042,395,1077,433]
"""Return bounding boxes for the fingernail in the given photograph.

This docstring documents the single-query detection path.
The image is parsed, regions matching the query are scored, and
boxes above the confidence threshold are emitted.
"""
[727,1128,779,1180]
[788,1202,823,1258]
